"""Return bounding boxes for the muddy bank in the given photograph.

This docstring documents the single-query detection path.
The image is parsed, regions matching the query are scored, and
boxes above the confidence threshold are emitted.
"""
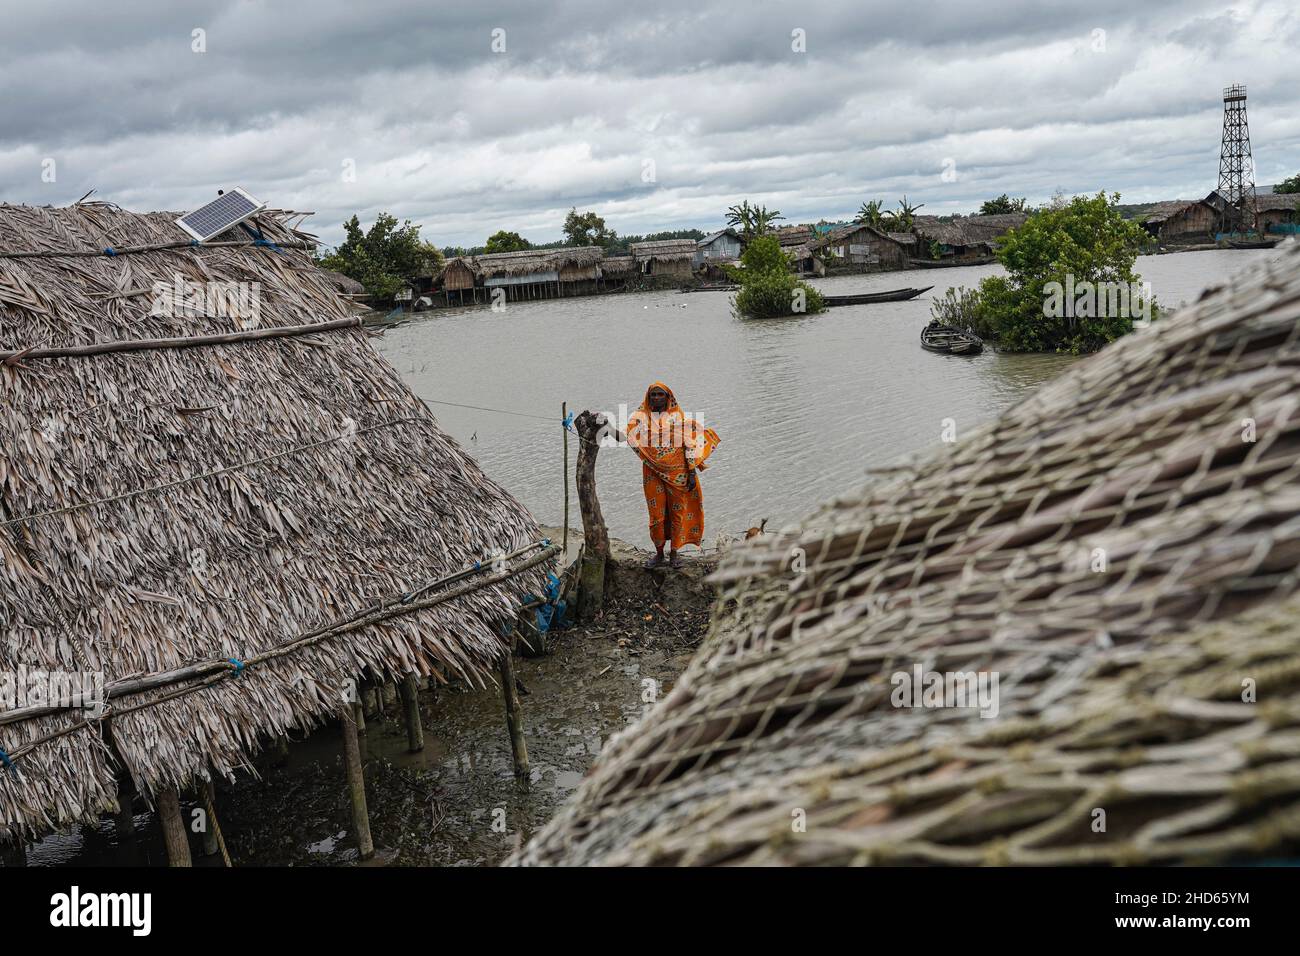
[27,535,716,867]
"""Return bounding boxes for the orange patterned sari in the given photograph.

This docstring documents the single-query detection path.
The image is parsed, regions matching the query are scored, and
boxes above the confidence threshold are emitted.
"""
[626,381,719,548]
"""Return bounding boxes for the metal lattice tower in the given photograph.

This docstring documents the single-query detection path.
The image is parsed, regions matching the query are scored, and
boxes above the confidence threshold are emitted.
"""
[1217,84,1257,231]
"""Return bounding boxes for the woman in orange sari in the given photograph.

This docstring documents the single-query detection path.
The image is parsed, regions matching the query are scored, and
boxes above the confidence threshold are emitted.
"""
[625,381,719,569]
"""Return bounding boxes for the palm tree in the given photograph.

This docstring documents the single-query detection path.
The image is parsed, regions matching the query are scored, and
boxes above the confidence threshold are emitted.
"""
[726,200,786,241]
[855,200,885,228]
[892,196,926,232]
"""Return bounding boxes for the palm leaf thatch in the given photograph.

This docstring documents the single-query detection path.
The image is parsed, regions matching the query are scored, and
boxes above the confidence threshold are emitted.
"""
[457,246,605,279]
[513,239,1300,866]
[0,200,547,839]
[629,239,697,262]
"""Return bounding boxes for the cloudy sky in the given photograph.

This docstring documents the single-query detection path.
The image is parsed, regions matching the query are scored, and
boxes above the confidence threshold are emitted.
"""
[2,0,1297,248]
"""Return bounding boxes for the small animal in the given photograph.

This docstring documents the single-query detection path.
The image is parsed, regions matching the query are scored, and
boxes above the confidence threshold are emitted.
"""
[744,519,768,540]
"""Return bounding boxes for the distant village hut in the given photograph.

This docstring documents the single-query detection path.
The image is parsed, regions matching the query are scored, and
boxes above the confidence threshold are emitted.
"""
[0,199,553,861]
[1257,193,1300,236]
[694,229,743,268]
[630,239,697,279]
[810,224,910,274]
[468,246,606,302]
[1141,198,1219,243]
[911,212,1027,263]
[597,255,638,289]
[772,225,823,276]
[439,256,478,305]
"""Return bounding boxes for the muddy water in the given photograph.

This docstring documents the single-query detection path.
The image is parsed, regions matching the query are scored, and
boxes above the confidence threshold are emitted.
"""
[374,248,1285,548]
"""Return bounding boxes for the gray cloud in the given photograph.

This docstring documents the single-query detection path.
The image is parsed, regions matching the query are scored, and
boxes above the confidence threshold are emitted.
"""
[1,0,1296,247]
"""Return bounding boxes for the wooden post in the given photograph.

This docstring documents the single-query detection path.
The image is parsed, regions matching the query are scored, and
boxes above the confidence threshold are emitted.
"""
[354,694,368,761]
[498,633,530,789]
[0,827,25,867]
[399,673,424,753]
[114,774,135,838]
[574,410,612,619]
[270,733,290,767]
[157,787,192,867]
[562,401,570,560]
[200,780,220,857]
[340,703,375,861]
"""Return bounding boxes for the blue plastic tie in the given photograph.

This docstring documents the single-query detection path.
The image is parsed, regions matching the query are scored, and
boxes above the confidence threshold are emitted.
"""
[103,246,117,256]
[227,657,246,677]
[0,747,15,774]
[541,538,551,548]
[562,411,575,432]
[473,560,481,570]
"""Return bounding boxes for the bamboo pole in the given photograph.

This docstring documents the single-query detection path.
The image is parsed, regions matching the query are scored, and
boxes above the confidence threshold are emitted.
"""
[498,633,530,788]
[354,697,368,762]
[0,315,363,365]
[399,673,425,753]
[157,788,192,867]
[0,542,560,730]
[340,703,375,861]
[563,402,570,561]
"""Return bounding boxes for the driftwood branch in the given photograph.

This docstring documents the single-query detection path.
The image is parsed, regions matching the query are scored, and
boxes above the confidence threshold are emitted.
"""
[574,410,612,618]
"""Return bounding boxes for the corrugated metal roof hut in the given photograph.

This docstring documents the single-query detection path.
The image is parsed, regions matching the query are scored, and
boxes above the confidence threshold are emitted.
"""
[630,239,697,279]
[0,200,551,844]
[514,239,1300,866]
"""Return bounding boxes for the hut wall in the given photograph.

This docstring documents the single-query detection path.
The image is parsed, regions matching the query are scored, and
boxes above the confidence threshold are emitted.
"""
[1158,203,1217,239]
[442,260,476,292]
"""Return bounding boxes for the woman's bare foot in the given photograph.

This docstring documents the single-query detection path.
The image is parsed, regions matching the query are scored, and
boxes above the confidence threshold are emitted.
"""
[644,552,665,569]
[669,551,685,570]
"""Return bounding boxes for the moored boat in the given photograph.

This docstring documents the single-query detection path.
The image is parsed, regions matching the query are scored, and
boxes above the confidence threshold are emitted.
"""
[920,320,983,355]
[823,286,933,307]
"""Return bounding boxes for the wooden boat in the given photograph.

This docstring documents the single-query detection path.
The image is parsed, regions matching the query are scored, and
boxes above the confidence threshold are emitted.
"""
[908,257,996,269]
[921,321,983,355]
[1228,237,1279,250]
[822,286,933,307]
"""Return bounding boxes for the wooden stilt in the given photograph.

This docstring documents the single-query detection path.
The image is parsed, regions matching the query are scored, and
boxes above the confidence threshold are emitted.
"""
[340,703,375,861]
[157,787,192,867]
[0,827,25,867]
[498,636,530,788]
[200,780,219,857]
[270,733,291,767]
[114,774,135,838]
[399,673,425,753]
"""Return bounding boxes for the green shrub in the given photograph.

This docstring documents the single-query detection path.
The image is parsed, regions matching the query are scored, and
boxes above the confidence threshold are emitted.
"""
[730,236,825,318]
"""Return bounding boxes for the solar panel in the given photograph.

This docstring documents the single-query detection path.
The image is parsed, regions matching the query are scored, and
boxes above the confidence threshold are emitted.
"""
[175,188,267,242]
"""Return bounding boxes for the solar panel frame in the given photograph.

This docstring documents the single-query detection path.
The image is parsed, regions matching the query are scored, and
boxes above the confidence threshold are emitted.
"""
[175,188,268,242]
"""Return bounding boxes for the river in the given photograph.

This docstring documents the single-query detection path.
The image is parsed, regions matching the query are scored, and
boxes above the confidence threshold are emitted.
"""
[375,247,1286,549]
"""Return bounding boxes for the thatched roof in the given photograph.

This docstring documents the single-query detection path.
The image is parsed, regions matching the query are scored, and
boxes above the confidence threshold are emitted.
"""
[629,239,697,262]
[514,239,1300,866]
[0,201,548,838]
[1257,193,1300,212]
[912,212,1028,246]
[599,256,638,276]
[455,246,604,279]
[811,223,904,248]
[1141,199,1204,224]
[321,269,365,295]
[773,225,814,246]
